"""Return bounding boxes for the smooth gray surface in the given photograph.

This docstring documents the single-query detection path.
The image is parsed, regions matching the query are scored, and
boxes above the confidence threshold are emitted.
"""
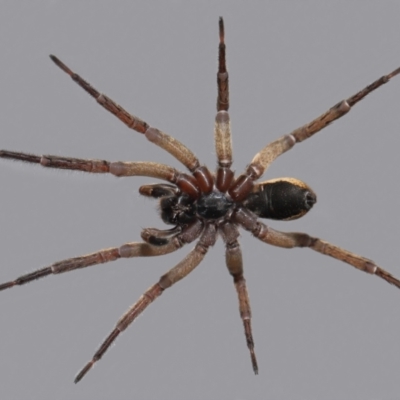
[1,2,400,399]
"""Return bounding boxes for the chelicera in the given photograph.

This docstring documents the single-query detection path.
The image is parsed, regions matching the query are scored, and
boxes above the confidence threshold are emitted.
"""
[1,18,400,383]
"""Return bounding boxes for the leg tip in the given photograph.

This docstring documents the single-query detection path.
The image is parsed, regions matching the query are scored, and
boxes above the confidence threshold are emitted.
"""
[74,361,93,384]
[49,54,73,76]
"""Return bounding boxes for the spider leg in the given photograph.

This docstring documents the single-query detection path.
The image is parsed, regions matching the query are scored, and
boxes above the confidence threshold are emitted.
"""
[228,65,400,201]
[215,17,234,193]
[49,55,201,173]
[217,17,229,112]
[0,151,200,198]
[0,221,204,291]
[233,207,400,289]
[220,222,258,374]
[74,223,217,383]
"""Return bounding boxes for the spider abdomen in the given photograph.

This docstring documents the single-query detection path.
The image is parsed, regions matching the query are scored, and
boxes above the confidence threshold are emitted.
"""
[243,178,316,221]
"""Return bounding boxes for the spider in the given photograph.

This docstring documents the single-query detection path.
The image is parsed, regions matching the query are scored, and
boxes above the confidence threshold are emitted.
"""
[1,17,400,384]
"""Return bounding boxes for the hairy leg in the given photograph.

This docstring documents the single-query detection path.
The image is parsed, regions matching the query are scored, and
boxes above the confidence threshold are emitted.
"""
[0,151,201,198]
[0,221,204,291]
[74,223,217,383]
[49,55,201,172]
[220,222,258,374]
[215,17,234,192]
[233,207,400,289]
[228,65,400,201]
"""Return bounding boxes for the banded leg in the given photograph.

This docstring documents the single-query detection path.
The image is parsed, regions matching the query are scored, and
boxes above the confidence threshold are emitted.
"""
[220,222,258,374]
[0,151,201,198]
[215,110,234,192]
[49,55,200,172]
[0,221,204,292]
[215,17,234,192]
[74,223,217,383]
[217,17,229,112]
[233,207,400,289]
[229,65,400,202]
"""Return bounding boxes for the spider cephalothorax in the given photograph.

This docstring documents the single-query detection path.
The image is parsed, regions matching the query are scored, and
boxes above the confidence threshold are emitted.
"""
[1,18,400,383]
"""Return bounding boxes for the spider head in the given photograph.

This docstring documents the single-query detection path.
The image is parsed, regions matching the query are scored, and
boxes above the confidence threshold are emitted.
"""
[243,177,316,221]
[160,194,197,225]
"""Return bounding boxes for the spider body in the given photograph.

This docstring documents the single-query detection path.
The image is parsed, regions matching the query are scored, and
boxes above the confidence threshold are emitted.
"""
[1,18,400,383]
[152,177,315,233]
[143,175,316,249]
[195,191,233,219]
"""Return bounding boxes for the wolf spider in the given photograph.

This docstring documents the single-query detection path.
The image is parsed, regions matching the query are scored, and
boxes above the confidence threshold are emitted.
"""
[1,18,400,383]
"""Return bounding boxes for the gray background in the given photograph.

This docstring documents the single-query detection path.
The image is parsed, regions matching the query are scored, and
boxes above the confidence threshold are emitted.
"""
[1,2,400,399]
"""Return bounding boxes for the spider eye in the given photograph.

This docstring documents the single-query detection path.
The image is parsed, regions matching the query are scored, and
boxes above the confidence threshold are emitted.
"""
[243,177,317,221]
